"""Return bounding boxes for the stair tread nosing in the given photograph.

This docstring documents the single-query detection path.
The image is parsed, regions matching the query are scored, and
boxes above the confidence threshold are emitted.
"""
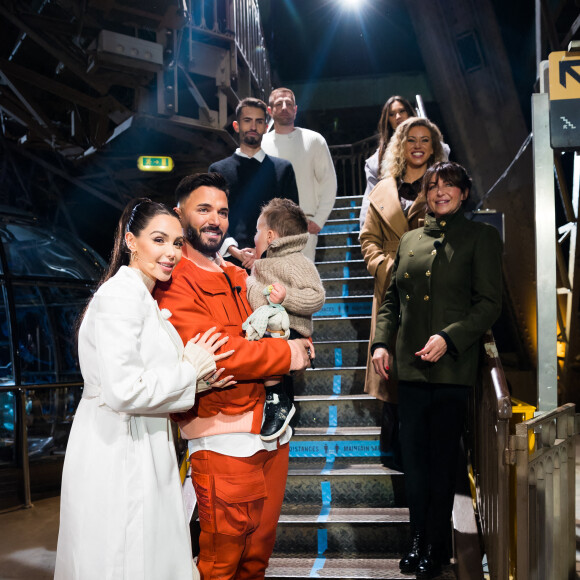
[278,506,410,523]
[288,463,402,476]
[304,366,365,372]
[266,557,456,579]
[294,393,377,402]
[293,426,379,436]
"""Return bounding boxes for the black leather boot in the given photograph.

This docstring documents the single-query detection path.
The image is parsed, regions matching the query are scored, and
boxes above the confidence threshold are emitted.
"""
[416,543,443,579]
[398,531,424,573]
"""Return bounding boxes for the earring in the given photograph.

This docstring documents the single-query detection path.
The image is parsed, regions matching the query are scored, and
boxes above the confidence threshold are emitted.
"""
[130,250,137,262]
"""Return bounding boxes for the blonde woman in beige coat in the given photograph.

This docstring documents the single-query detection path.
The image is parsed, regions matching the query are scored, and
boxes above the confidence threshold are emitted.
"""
[360,117,445,466]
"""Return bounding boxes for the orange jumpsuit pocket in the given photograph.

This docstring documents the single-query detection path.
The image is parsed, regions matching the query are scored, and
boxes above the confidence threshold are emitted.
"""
[193,468,267,537]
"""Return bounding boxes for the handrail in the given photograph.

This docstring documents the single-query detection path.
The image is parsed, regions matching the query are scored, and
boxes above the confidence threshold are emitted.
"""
[0,381,83,393]
[187,0,271,100]
[511,402,576,579]
[328,135,378,197]
[471,330,511,580]
[1,381,83,509]
[482,337,512,419]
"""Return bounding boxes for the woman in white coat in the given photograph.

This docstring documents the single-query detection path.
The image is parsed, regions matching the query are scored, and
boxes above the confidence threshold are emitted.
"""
[55,198,234,580]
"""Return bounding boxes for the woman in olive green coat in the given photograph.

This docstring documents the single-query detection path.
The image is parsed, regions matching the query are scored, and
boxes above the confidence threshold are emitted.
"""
[372,162,502,579]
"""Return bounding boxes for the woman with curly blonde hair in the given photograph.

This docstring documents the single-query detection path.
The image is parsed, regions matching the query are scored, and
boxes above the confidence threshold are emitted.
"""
[359,117,446,469]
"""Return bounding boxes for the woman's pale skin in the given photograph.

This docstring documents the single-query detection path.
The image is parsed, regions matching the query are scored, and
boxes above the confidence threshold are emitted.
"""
[388,100,410,131]
[125,213,235,388]
[403,125,434,183]
[372,177,469,381]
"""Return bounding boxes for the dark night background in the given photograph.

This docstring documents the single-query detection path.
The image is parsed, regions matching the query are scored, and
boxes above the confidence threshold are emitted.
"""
[255,0,580,145]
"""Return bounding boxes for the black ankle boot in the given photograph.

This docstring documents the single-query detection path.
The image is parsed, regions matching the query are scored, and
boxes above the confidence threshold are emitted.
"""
[399,531,424,573]
[416,543,442,579]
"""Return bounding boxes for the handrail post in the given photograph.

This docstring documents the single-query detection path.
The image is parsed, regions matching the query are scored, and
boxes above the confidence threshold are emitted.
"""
[15,387,33,509]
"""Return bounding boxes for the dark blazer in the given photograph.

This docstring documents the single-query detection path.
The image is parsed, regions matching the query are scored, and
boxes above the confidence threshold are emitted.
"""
[209,153,299,247]
[373,209,503,387]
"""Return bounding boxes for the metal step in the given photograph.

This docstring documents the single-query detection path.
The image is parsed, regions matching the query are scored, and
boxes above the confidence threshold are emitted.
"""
[311,340,369,368]
[318,231,361,247]
[322,277,374,298]
[284,462,405,509]
[273,507,410,557]
[332,195,363,209]
[292,394,380,428]
[317,259,370,279]
[329,205,362,218]
[312,316,372,341]
[266,557,457,579]
[315,296,373,319]
[316,244,363,262]
[321,218,360,236]
[294,367,366,396]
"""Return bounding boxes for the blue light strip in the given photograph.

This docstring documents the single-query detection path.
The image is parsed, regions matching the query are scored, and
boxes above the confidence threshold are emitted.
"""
[332,375,341,395]
[334,347,343,367]
[326,405,337,435]
[317,481,332,522]
[345,250,351,261]
[343,265,350,278]
[341,283,349,297]
[310,556,325,577]
[309,487,331,576]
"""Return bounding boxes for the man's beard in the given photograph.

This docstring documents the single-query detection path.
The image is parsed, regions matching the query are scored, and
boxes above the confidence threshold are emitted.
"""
[242,133,261,147]
[185,225,224,257]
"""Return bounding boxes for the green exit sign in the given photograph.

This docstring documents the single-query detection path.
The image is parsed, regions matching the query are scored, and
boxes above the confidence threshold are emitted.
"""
[137,156,174,172]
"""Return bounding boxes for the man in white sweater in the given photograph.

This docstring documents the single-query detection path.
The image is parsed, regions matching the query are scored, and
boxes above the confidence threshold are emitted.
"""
[261,88,337,262]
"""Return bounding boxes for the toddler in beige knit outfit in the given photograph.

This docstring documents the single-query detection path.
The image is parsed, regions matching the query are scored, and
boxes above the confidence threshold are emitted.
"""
[245,198,326,440]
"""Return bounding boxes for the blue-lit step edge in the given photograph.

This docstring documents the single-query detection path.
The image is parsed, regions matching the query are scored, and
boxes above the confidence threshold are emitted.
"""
[294,367,365,396]
[313,297,373,318]
[320,275,373,298]
[308,340,368,368]
[315,244,363,263]
[317,259,369,279]
[291,393,380,429]
[266,557,412,579]
[320,220,359,235]
[310,316,371,342]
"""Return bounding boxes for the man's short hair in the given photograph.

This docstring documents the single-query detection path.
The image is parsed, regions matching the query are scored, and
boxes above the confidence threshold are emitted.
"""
[260,198,308,238]
[175,172,229,206]
[235,97,268,120]
[268,87,296,108]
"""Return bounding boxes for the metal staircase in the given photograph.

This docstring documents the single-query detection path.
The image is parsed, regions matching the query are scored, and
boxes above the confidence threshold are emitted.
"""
[265,195,457,579]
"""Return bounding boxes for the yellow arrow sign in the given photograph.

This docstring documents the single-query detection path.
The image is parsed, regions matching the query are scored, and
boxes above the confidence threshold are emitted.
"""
[549,51,580,101]
[137,156,174,172]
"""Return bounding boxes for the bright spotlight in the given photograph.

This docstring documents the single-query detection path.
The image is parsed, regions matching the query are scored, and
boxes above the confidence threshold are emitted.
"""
[339,0,365,10]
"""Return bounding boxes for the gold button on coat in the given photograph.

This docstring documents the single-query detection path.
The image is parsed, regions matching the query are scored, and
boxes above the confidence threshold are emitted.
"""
[440,220,446,227]
[431,249,437,255]
[409,250,414,256]
[404,272,410,279]
[425,270,431,277]
[406,295,410,301]
[424,295,430,301]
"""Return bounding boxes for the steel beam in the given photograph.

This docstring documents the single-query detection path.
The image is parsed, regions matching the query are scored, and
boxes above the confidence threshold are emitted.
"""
[532,92,558,412]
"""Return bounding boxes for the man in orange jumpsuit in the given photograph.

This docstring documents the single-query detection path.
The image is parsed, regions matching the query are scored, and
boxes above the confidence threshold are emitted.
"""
[155,172,313,580]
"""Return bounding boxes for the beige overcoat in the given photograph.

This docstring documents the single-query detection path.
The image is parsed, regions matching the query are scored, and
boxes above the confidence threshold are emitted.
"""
[359,177,426,402]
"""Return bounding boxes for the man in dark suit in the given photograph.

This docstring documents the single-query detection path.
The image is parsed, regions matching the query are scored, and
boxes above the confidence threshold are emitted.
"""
[209,97,299,267]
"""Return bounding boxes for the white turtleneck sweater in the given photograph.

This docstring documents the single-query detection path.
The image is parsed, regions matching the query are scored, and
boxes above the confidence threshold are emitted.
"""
[262,127,337,229]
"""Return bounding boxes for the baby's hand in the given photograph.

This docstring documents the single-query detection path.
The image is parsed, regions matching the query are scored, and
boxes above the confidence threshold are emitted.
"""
[269,283,286,304]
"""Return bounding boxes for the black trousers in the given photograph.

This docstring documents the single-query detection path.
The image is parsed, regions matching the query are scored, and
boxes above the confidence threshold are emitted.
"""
[398,380,470,547]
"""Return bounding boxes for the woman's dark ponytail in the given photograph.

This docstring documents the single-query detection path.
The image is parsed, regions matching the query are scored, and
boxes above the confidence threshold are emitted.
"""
[77,198,177,330]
